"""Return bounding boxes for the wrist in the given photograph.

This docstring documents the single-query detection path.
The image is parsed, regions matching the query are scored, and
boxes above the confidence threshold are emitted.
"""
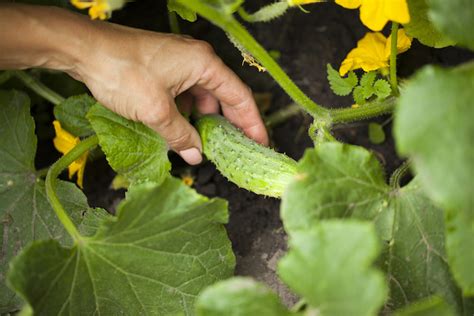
[0,4,95,79]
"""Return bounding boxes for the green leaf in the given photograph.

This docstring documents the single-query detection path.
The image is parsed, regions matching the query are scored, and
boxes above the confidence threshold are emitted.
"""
[281,143,464,311]
[168,0,197,22]
[196,277,292,316]
[428,0,474,50]
[8,178,235,315]
[0,90,87,312]
[394,296,455,316]
[404,0,454,48]
[327,64,358,96]
[353,86,366,105]
[281,143,388,232]
[54,94,95,137]
[87,103,171,185]
[360,71,377,99]
[445,208,474,295]
[373,79,391,99]
[278,220,387,316]
[368,122,386,144]
[380,179,463,311]
[394,63,474,213]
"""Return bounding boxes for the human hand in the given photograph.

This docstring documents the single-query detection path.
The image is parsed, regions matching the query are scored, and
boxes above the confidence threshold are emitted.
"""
[71,22,268,165]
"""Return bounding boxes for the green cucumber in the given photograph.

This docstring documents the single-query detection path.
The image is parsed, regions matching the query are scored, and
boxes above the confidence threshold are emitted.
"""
[196,115,297,198]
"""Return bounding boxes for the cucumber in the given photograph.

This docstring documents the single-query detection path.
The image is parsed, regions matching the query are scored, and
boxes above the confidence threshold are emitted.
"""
[196,115,297,198]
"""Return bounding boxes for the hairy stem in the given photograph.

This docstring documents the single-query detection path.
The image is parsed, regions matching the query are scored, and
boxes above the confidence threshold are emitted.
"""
[176,1,329,120]
[389,160,411,189]
[330,97,396,124]
[389,22,399,94]
[46,135,98,242]
[12,70,65,105]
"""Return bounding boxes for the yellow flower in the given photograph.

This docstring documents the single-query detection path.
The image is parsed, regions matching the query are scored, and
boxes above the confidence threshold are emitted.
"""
[181,174,194,187]
[70,0,126,20]
[339,29,412,76]
[53,121,88,188]
[336,0,410,31]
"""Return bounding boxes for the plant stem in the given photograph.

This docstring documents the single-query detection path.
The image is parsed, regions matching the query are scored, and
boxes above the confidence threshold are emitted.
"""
[12,70,65,105]
[45,135,98,242]
[176,1,329,120]
[330,97,396,124]
[168,11,181,34]
[389,22,399,94]
[389,160,411,189]
[265,103,304,127]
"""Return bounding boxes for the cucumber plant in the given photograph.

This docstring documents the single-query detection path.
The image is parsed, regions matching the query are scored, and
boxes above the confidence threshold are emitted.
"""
[1,0,473,315]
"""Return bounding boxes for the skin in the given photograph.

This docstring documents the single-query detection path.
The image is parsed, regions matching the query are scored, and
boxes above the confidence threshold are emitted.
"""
[0,4,268,165]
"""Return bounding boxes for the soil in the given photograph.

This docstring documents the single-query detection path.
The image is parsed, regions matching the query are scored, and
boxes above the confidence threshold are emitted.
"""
[76,0,473,307]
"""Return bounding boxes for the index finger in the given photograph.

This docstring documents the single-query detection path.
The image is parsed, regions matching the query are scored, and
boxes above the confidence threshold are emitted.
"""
[197,57,269,145]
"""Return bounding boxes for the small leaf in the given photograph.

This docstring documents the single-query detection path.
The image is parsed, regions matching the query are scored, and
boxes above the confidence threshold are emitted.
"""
[373,79,391,99]
[428,0,474,50]
[278,220,388,316]
[327,64,358,96]
[54,94,95,137]
[87,103,171,185]
[368,122,386,144]
[0,71,12,85]
[353,86,366,105]
[445,208,474,295]
[7,178,235,315]
[394,63,474,212]
[196,277,292,316]
[360,71,377,99]
[404,0,454,48]
[394,296,455,316]
[167,0,197,22]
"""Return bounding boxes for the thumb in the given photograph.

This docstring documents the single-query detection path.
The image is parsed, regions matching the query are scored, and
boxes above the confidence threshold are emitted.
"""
[141,96,203,165]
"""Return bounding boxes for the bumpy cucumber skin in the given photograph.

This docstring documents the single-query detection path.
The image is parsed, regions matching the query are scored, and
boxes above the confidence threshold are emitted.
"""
[197,115,297,198]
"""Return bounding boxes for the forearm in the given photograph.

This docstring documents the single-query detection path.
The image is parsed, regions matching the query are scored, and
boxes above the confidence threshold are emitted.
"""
[0,4,94,78]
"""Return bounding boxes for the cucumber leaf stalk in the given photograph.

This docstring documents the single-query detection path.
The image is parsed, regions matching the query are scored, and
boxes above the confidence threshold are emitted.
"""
[197,115,297,198]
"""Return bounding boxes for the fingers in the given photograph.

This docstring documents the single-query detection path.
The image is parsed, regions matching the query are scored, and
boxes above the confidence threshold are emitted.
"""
[189,86,219,114]
[140,95,203,165]
[197,58,269,145]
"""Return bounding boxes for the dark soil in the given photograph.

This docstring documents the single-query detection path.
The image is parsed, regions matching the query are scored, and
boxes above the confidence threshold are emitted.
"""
[77,0,473,307]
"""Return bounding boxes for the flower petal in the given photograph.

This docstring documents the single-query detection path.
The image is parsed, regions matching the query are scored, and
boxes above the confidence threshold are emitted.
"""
[53,120,79,155]
[70,0,94,9]
[335,0,361,9]
[359,0,388,31]
[384,0,410,24]
[340,32,388,75]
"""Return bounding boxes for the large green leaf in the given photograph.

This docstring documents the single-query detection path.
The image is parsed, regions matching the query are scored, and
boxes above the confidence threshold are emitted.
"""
[428,0,474,50]
[404,0,454,48]
[8,178,235,315]
[445,208,474,296]
[54,94,95,137]
[380,179,462,310]
[196,277,292,316]
[394,63,474,213]
[281,143,464,311]
[0,90,87,312]
[87,103,171,185]
[281,143,389,232]
[278,220,387,316]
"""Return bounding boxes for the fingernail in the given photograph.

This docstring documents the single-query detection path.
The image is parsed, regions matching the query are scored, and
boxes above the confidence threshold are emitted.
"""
[179,147,202,165]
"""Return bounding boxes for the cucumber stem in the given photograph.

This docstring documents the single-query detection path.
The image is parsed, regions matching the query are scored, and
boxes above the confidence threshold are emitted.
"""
[12,70,65,105]
[45,135,98,242]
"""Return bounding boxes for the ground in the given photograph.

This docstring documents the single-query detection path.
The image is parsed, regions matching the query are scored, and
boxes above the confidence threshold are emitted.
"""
[77,0,473,307]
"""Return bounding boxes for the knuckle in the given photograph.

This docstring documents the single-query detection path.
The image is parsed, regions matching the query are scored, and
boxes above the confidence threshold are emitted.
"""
[168,131,192,150]
[139,100,172,128]
[193,40,215,56]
